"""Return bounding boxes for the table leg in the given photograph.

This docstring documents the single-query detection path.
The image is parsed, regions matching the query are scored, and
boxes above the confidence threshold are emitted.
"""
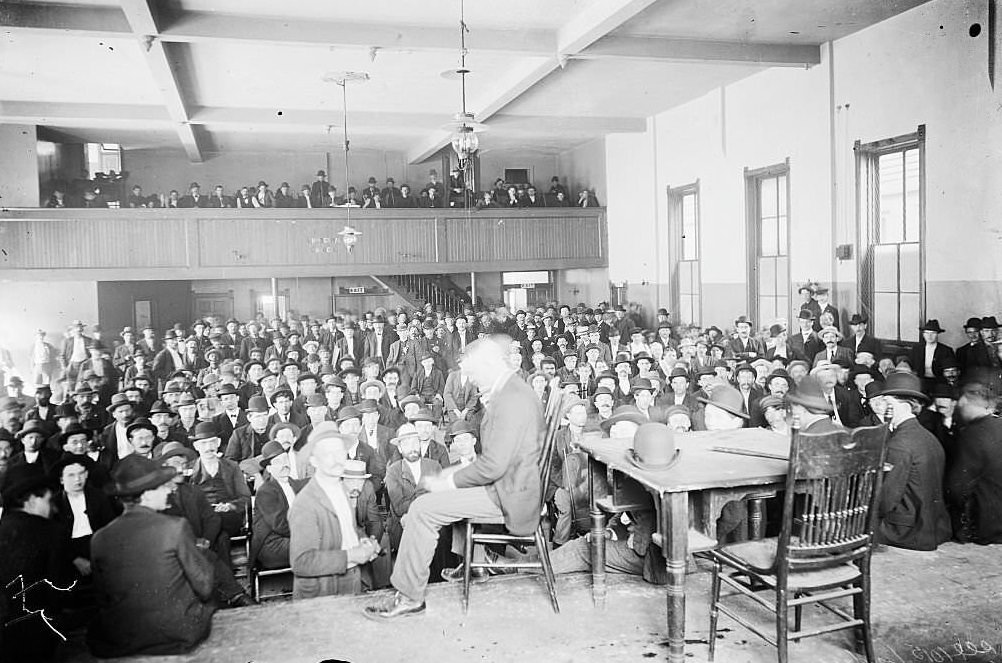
[587,457,606,609]
[661,491,689,663]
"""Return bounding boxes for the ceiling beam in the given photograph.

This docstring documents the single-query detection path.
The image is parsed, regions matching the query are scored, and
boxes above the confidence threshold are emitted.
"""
[120,0,203,162]
[0,3,555,55]
[161,11,555,56]
[0,101,170,125]
[407,0,659,164]
[0,2,130,38]
[576,36,821,67]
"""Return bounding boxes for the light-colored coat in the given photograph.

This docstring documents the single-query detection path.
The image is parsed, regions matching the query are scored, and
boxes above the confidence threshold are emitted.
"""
[288,477,366,599]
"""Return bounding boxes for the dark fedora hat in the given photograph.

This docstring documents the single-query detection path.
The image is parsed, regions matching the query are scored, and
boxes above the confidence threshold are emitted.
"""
[600,405,647,432]
[246,395,270,414]
[785,376,834,413]
[449,419,476,437]
[796,309,815,321]
[216,383,239,397]
[159,441,197,463]
[919,319,945,333]
[191,421,222,442]
[106,392,134,414]
[109,454,176,496]
[848,314,869,326]
[625,423,681,472]
[270,387,295,404]
[59,422,93,445]
[630,378,656,394]
[148,400,173,416]
[15,419,48,440]
[982,316,1000,328]
[1,464,52,505]
[126,417,157,438]
[258,440,287,471]
[697,384,749,419]
[335,405,362,424]
[880,371,930,404]
[766,368,795,391]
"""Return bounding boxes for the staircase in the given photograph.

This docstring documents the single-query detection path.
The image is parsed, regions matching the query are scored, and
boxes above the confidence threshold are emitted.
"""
[375,274,468,313]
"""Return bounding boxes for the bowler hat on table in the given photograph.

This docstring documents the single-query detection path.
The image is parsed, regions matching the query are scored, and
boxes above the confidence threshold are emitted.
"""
[625,423,681,472]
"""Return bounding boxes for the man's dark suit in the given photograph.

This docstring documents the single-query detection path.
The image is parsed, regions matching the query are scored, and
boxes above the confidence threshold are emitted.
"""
[452,372,544,536]
[790,331,823,365]
[223,422,269,463]
[336,335,365,362]
[212,410,248,446]
[813,345,855,367]
[945,414,1002,544]
[267,410,309,431]
[726,336,765,360]
[363,330,398,364]
[251,476,307,569]
[842,333,881,357]
[877,418,952,551]
[88,507,215,657]
[907,342,957,380]
[177,194,208,208]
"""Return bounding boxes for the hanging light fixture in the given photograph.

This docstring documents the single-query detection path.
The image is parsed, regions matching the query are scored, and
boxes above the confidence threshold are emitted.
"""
[322,70,369,252]
[444,0,486,169]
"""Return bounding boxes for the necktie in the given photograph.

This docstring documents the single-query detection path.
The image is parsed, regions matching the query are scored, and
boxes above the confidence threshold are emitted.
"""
[829,394,842,424]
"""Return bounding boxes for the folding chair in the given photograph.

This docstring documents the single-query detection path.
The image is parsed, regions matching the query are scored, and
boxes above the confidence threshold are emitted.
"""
[698,424,888,663]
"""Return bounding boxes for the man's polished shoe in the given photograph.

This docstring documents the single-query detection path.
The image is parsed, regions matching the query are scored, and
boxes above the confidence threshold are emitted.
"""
[441,564,488,583]
[363,591,426,621]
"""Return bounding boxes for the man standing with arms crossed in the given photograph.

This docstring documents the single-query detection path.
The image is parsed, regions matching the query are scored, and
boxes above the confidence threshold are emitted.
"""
[364,335,544,620]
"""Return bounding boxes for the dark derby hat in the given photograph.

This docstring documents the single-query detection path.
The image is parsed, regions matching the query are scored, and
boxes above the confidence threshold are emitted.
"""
[848,314,869,326]
[963,317,983,330]
[880,371,930,404]
[125,417,157,438]
[109,454,176,496]
[919,319,945,333]
[785,376,835,413]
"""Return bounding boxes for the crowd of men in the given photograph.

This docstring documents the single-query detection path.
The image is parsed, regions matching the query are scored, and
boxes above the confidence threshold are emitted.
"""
[1,288,1001,659]
[44,169,601,211]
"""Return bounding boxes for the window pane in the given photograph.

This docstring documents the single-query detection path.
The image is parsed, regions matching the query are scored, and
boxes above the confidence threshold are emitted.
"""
[776,297,789,327]
[759,257,776,297]
[873,244,899,293]
[900,292,921,340]
[761,217,778,257]
[778,213,788,255]
[873,292,899,339]
[778,176,787,216]
[899,243,920,293]
[878,152,904,243]
[904,149,920,242]
[760,177,777,218]
[759,297,774,325]
[776,256,789,295]
[679,261,693,292]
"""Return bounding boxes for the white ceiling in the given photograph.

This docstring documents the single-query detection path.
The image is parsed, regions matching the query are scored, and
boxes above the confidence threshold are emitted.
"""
[0,0,932,162]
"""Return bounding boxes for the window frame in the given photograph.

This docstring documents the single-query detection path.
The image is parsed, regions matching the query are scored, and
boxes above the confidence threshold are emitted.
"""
[855,125,926,343]
[744,159,792,327]
[667,181,702,326]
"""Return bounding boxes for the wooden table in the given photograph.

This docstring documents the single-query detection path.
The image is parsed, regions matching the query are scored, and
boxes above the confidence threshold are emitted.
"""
[579,429,790,663]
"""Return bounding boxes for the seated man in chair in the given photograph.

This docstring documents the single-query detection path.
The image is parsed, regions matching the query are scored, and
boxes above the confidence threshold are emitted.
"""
[364,335,544,621]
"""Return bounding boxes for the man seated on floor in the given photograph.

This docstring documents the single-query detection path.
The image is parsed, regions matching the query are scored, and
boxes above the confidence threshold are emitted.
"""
[364,335,543,621]
[288,423,383,600]
[88,455,215,657]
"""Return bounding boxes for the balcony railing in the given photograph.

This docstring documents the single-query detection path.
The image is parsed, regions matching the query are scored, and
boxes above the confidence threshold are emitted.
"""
[0,207,607,280]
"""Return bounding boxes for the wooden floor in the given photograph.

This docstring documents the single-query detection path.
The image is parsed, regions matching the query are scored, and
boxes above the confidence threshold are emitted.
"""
[58,542,1002,663]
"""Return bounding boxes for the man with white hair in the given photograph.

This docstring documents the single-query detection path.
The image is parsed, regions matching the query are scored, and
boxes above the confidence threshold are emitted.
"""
[365,335,544,620]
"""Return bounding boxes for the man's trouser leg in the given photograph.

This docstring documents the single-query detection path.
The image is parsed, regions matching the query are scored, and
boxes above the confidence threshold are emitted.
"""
[391,486,501,602]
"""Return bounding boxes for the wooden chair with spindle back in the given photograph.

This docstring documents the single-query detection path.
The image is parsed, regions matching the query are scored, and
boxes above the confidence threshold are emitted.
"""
[697,423,889,663]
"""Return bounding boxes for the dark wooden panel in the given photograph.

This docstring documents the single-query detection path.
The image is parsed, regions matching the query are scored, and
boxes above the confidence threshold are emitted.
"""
[0,216,187,269]
[444,214,604,263]
[196,216,438,268]
[0,208,606,279]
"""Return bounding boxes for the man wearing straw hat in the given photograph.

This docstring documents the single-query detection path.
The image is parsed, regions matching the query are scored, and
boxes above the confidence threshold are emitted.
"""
[365,335,544,621]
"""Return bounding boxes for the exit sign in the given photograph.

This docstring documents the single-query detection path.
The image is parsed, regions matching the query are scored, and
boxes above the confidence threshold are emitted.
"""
[347,286,366,294]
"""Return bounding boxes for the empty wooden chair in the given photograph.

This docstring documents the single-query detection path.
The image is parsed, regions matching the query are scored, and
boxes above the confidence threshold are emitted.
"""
[698,424,888,663]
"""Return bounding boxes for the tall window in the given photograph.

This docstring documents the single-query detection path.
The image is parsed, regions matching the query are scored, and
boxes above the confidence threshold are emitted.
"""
[667,182,701,325]
[856,127,924,341]
[745,162,790,326]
